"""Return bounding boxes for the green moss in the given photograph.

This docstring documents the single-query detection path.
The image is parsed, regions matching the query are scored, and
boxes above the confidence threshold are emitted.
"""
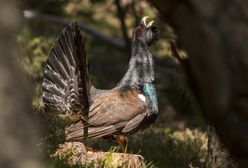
[129,127,207,168]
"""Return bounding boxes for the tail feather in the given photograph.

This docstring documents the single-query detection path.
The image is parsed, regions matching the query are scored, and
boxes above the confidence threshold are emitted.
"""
[42,22,90,119]
[43,78,65,97]
[48,52,70,80]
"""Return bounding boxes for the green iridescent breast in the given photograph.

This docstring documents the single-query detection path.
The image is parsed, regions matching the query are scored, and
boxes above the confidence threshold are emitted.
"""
[143,83,158,114]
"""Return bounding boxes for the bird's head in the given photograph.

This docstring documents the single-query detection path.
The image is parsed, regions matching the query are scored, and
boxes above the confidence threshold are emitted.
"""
[132,16,159,47]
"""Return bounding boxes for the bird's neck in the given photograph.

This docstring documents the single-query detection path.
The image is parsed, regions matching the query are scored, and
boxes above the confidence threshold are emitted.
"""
[118,42,154,88]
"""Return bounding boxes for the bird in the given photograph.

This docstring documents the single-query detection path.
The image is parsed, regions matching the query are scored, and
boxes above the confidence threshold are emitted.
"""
[42,16,159,150]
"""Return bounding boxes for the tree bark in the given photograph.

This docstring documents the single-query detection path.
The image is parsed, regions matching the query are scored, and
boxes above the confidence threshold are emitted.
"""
[150,0,248,167]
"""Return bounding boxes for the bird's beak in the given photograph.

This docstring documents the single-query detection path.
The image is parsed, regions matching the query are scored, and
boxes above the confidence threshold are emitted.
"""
[147,20,154,27]
[141,16,154,27]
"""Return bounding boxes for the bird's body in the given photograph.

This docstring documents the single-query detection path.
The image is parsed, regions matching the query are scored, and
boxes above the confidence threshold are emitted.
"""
[42,17,159,143]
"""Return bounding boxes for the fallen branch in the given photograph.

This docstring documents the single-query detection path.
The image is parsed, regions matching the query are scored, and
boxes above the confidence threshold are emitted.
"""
[52,142,144,168]
[23,10,126,50]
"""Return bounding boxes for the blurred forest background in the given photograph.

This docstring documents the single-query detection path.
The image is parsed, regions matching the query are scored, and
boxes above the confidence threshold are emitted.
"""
[3,0,247,168]
[18,0,207,167]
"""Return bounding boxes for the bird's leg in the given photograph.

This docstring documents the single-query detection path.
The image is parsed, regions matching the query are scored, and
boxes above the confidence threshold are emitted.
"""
[114,135,129,153]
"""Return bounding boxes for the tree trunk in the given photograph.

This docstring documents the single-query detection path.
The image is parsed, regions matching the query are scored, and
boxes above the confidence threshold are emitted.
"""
[150,0,248,167]
[0,0,45,167]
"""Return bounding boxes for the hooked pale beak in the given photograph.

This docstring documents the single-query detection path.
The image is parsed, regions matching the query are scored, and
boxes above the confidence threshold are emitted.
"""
[141,16,154,27]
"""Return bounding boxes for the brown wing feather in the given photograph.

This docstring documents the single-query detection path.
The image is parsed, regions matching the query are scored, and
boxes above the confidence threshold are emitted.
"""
[122,113,146,133]
[88,88,147,126]
[65,88,147,140]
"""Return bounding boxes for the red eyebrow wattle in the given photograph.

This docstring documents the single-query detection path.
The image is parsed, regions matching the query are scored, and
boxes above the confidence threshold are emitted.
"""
[138,26,144,33]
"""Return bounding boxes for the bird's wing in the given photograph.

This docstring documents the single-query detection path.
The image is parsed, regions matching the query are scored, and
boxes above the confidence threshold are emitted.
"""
[65,88,147,140]
[42,22,90,120]
[89,88,147,126]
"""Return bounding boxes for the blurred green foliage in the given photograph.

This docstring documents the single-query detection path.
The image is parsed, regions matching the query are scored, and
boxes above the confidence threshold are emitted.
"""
[17,0,207,167]
[17,26,53,80]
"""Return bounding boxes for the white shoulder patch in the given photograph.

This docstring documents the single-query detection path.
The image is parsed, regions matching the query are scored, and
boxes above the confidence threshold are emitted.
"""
[138,94,146,102]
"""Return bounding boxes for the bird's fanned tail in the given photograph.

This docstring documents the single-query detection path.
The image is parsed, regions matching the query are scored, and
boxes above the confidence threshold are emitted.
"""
[42,22,90,122]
